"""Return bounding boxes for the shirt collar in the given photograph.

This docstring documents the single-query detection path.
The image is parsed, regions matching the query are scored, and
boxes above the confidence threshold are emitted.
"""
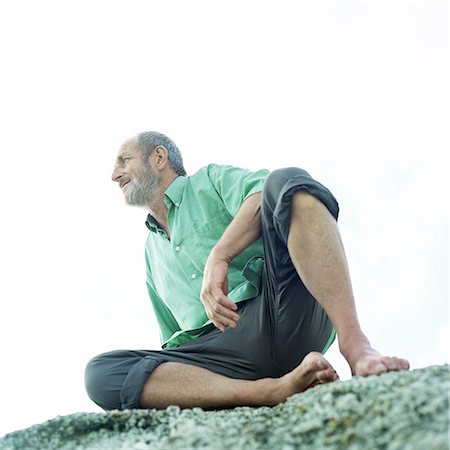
[163,175,187,209]
[145,214,159,232]
[144,176,188,232]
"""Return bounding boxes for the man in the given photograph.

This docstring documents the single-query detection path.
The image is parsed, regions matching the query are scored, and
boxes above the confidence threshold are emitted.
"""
[85,131,409,411]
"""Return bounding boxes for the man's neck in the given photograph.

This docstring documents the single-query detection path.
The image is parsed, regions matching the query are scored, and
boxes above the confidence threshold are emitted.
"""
[149,205,169,236]
[147,173,179,237]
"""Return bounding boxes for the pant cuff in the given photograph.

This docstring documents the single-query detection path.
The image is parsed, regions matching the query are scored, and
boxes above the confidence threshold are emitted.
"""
[120,356,164,409]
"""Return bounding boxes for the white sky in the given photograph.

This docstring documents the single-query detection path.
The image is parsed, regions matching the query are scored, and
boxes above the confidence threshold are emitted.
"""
[0,0,448,436]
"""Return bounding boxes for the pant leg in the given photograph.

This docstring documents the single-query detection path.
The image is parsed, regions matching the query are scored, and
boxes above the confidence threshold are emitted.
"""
[261,167,339,291]
[85,298,277,412]
[260,167,339,374]
[85,350,165,410]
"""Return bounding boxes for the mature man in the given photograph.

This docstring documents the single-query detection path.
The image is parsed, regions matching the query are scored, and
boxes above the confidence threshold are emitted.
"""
[85,131,409,411]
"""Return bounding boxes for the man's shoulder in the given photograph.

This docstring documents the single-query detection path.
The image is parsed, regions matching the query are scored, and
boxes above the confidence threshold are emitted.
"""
[191,163,236,176]
[186,164,235,183]
[188,165,270,195]
[191,163,265,179]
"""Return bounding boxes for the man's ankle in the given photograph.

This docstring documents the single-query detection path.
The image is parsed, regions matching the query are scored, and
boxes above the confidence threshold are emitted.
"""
[251,378,283,407]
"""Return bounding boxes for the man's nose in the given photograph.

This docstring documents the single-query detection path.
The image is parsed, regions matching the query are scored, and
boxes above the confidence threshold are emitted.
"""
[111,166,122,182]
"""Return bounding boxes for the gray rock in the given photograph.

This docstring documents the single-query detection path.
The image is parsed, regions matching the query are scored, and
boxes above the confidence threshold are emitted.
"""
[1,365,448,450]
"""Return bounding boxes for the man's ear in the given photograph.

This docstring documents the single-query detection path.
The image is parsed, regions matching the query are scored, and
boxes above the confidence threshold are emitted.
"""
[152,146,169,170]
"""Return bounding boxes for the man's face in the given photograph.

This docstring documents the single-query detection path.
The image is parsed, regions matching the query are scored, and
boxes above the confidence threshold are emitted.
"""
[112,140,160,207]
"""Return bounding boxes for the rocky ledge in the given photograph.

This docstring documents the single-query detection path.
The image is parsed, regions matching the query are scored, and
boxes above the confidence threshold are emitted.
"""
[1,365,448,450]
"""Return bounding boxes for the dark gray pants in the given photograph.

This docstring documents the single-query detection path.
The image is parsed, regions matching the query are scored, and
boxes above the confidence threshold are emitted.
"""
[85,167,339,410]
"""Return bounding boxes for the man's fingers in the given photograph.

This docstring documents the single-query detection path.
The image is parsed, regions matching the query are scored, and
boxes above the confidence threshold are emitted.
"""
[210,295,240,324]
[210,287,239,312]
[211,301,240,321]
[211,305,239,329]
[210,311,237,330]
[212,319,226,333]
[202,288,240,321]
[203,292,240,330]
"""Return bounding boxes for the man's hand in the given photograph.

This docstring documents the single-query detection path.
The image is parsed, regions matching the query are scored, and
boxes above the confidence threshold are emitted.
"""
[201,253,240,332]
[200,193,261,332]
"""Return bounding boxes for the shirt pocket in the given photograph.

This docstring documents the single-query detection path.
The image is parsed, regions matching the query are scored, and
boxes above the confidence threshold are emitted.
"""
[178,213,231,272]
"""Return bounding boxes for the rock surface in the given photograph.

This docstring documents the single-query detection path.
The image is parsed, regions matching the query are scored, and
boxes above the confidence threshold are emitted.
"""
[1,365,449,450]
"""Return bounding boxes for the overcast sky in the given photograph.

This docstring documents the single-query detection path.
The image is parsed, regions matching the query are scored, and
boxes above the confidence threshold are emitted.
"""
[0,0,448,436]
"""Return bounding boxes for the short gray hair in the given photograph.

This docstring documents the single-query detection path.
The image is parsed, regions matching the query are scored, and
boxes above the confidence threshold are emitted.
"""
[136,131,186,176]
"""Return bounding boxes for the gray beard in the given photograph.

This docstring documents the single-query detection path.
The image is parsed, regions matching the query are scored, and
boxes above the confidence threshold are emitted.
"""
[126,167,160,207]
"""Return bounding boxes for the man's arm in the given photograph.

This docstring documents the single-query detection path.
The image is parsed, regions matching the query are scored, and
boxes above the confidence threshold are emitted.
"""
[201,192,261,332]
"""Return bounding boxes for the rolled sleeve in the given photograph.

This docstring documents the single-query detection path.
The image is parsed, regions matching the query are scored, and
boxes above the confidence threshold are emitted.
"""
[206,164,270,217]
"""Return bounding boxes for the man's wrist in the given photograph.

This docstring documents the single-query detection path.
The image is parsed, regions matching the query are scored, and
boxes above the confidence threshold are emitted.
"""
[209,245,233,264]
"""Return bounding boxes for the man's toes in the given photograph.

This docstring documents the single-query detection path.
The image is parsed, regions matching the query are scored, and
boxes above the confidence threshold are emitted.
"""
[353,353,410,377]
[401,359,410,370]
[356,358,387,376]
[372,363,388,374]
[313,353,334,371]
[395,357,410,370]
[380,357,396,371]
[317,368,339,383]
[358,356,410,376]
[308,353,339,383]
[302,352,332,372]
[380,356,407,371]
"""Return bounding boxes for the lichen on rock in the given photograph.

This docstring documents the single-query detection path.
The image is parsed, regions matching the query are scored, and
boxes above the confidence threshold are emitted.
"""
[1,365,449,450]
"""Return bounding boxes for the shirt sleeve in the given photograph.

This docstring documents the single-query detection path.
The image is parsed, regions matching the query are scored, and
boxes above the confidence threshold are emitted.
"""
[145,252,181,346]
[206,164,270,217]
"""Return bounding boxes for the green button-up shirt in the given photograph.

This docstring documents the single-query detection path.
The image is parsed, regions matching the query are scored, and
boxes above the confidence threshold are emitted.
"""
[145,164,270,348]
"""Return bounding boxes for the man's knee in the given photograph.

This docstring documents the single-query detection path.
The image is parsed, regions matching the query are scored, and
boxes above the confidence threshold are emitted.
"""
[85,353,121,411]
[262,167,339,221]
[263,167,312,207]
[291,191,325,215]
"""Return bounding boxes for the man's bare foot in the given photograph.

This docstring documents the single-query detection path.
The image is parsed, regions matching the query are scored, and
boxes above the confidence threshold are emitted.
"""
[340,337,410,376]
[272,352,338,404]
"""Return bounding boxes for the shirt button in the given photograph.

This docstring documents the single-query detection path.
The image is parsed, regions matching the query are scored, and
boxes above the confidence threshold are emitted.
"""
[175,246,181,252]
[191,273,197,279]
[175,202,180,207]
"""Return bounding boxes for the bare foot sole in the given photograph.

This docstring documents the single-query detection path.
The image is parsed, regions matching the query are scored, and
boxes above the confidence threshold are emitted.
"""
[276,352,339,403]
